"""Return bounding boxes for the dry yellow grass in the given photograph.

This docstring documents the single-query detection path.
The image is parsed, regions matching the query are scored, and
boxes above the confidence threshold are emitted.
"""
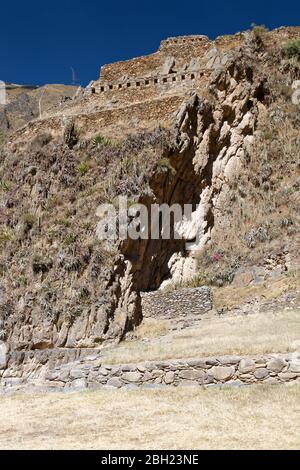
[133,317,171,340]
[0,385,299,450]
[100,309,300,364]
[213,271,300,310]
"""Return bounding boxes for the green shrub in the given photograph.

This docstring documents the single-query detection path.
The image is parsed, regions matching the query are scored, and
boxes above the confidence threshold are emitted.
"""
[64,233,77,245]
[183,273,208,288]
[221,34,233,40]
[156,158,176,176]
[92,134,113,147]
[56,217,71,227]
[0,230,14,247]
[0,329,7,341]
[283,39,300,59]
[0,180,10,191]
[251,23,269,38]
[77,162,89,176]
[165,273,208,292]
[18,276,28,287]
[83,221,92,230]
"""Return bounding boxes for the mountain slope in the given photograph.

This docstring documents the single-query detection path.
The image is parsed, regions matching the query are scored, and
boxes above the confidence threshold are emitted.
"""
[0,26,299,378]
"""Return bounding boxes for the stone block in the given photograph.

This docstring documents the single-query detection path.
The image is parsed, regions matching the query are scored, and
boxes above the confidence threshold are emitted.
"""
[254,368,269,380]
[107,377,122,388]
[263,377,279,385]
[289,362,300,373]
[164,371,175,384]
[219,356,241,365]
[204,374,214,384]
[224,380,243,388]
[212,366,235,382]
[143,383,167,389]
[142,371,152,382]
[278,372,298,380]
[186,359,211,369]
[178,369,205,381]
[70,368,86,380]
[71,378,87,389]
[122,372,142,383]
[267,358,286,373]
[239,358,255,374]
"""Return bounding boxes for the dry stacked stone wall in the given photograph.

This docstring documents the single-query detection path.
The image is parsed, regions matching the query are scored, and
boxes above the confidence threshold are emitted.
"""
[1,350,299,393]
[141,286,213,318]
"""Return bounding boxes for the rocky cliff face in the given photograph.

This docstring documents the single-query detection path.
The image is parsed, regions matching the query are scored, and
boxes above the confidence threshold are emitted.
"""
[0,27,299,369]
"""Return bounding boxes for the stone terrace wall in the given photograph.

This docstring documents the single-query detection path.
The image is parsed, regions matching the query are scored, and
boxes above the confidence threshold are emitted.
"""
[78,95,184,139]
[99,35,211,83]
[1,351,299,393]
[89,71,209,111]
[88,34,212,110]
[93,70,202,94]
[28,95,184,142]
[159,35,210,55]
[141,287,213,319]
[100,51,163,83]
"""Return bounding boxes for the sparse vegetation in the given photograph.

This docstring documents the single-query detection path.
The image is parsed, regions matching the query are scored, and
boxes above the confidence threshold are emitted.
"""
[97,128,172,199]
[156,158,176,175]
[0,329,7,341]
[32,254,53,274]
[213,269,300,310]
[283,39,300,60]
[0,180,10,191]
[92,134,113,147]
[77,161,89,176]
[101,308,300,364]
[197,63,300,287]
[56,216,71,227]
[251,23,269,39]
[166,272,208,291]
[0,230,15,247]
[23,212,36,230]
[64,232,77,245]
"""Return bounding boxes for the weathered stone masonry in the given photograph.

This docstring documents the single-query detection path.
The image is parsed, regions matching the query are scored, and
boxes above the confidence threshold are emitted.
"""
[93,71,202,94]
[88,34,211,105]
[1,350,299,393]
[141,286,213,318]
[98,35,210,82]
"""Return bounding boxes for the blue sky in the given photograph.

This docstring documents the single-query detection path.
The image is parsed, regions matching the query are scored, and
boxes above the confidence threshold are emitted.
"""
[0,0,299,86]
